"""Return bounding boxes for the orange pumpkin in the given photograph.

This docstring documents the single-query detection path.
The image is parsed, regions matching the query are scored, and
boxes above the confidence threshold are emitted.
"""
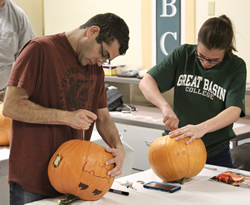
[0,103,11,146]
[148,135,207,184]
[48,139,115,201]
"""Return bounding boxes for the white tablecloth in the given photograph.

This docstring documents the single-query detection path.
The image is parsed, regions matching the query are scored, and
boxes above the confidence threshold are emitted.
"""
[0,146,10,161]
[27,165,250,205]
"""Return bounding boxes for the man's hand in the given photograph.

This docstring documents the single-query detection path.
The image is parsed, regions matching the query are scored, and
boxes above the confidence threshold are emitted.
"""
[68,109,97,130]
[105,146,126,177]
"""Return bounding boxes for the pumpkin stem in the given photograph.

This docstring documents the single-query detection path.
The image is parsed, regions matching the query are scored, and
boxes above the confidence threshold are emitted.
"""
[57,194,79,205]
[0,91,5,103]
[175,178,188,185]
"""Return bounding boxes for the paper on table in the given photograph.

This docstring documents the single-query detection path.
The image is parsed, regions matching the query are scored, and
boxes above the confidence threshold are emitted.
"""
[0,147,10,161]
[110,112,162,122]
[210,171,250,189]
[233,123,245,129]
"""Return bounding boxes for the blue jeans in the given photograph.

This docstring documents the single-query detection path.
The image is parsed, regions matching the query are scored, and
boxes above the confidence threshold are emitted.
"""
[206,146,234,168]
[10,183,49,205]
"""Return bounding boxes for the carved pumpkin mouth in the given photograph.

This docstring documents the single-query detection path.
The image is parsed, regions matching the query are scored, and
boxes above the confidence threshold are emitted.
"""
[78,182,102,196]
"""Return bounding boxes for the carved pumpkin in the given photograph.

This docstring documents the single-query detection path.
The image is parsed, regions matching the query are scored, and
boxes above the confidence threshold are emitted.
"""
[48,139,115,201]
[0,103,11,146]
[148,135,207,184]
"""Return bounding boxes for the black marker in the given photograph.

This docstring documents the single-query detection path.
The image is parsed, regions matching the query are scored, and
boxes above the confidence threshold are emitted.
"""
[109,188,129,196]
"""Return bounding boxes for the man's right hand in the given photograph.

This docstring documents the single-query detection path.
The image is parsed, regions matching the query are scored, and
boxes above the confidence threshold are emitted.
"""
[68,109,97,130]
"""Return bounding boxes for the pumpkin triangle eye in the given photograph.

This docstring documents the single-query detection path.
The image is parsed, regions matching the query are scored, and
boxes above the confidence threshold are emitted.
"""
[93,189,102,196]
[79,182,89,190]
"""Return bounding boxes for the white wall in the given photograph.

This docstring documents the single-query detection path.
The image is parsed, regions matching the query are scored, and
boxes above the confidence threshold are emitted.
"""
[43,0,142,67]
[12,0,44,37]
[196,0,250,82]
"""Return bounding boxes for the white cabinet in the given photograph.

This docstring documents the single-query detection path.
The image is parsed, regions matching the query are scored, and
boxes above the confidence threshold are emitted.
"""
[105,76,168,170]
[116,123,165,170]
[0,147,10,205]
[0,159,8,205]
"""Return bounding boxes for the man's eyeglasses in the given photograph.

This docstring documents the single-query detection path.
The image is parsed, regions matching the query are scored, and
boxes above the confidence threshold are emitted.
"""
[99,35,110,64]
[195,49,223,65]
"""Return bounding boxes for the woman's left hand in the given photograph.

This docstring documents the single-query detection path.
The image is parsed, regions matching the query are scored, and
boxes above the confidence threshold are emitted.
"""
[169,124,206,144]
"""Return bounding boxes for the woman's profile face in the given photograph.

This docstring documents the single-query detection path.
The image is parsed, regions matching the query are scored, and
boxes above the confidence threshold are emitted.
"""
[196,43,225,69]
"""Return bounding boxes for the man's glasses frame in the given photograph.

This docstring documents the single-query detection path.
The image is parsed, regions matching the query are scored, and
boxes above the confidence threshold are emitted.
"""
[99,34,110,64]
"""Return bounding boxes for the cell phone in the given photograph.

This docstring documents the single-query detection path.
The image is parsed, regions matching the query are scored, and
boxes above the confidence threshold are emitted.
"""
[143,181,181,193]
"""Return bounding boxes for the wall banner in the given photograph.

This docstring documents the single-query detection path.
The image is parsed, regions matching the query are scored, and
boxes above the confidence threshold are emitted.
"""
[156,0,181,63]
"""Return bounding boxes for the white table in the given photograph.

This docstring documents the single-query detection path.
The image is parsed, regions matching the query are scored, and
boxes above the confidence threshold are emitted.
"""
[27,165,250,205]
[0,146,10,205]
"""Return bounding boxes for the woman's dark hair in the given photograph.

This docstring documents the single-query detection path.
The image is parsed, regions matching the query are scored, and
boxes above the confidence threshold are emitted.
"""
[80,13,129,55]
[198,15,236,59]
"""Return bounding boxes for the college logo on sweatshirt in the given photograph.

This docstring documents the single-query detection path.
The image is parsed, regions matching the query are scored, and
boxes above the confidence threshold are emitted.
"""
[176,74,226,101]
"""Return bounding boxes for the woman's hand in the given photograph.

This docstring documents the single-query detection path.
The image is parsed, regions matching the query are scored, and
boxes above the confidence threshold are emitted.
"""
[162,106,179,131]
[169,124,206,144]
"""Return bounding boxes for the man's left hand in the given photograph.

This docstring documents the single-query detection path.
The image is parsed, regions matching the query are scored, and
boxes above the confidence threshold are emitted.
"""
[105,147,126,177]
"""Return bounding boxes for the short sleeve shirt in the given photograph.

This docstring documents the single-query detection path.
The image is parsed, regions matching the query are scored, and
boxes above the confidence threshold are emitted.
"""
[148,44,246,158]
[8,33,108,196]
[0,0,35,91]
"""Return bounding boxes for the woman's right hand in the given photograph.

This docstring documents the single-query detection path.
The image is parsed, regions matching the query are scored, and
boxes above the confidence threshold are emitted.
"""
[162,106,179,131]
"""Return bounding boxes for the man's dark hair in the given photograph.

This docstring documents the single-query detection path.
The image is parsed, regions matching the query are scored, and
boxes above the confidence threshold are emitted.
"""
[80,13,129,55]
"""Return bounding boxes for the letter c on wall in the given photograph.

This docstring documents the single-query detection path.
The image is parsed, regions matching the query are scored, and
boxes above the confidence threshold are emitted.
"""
[160,32,177,56]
